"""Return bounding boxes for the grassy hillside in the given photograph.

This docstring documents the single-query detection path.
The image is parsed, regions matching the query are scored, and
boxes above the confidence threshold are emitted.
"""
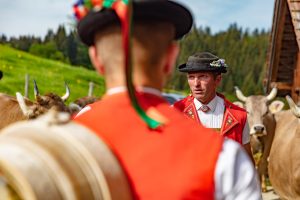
[0,44,105,103]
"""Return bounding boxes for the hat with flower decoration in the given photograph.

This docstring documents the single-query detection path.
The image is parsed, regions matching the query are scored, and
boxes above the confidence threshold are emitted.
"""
[178,52,228,73]
[73,0,193,129]
[74,0,193,46]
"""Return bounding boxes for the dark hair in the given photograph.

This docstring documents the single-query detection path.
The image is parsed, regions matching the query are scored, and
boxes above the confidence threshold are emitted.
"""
[0,70,2,80]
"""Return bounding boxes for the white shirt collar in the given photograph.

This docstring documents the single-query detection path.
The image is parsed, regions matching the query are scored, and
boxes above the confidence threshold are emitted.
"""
[106,86,162,97]
[106,86,127,95]
[194,95,218,112]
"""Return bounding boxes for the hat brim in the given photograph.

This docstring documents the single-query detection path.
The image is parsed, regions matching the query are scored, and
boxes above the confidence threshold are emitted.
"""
[78,1,193,46]
[178,63,227,73]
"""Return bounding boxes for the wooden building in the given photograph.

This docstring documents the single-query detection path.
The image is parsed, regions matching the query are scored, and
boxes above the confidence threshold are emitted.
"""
[265,0,300,103]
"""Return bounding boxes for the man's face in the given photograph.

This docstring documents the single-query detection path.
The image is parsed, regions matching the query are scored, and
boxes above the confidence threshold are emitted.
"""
[187,71,221,104]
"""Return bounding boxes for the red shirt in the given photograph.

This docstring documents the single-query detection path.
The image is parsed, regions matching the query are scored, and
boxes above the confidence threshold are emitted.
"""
[173,94,247,144]
[74,91,223,200]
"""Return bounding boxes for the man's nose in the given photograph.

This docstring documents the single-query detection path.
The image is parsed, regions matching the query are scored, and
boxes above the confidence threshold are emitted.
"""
[194,78,201,86]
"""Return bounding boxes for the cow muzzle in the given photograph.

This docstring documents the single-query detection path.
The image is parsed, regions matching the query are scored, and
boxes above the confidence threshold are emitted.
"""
[250,124,267,136]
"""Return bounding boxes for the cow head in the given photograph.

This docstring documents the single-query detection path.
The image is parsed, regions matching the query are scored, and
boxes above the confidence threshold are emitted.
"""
[74,96,99,108]
[16,81,71,118]
[68,82,100,114]
[234,86,284,136]
[33,80,70,112]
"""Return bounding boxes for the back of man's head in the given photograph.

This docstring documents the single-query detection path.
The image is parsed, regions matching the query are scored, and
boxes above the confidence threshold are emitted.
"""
[94,21,175,74]
[75,0,193,86]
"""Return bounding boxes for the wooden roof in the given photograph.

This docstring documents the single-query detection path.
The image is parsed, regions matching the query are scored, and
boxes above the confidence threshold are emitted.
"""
[265,0,300,103]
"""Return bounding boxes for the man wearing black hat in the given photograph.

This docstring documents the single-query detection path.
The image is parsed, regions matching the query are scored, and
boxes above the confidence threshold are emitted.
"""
[74,1,260,199]
[174,52,254,162]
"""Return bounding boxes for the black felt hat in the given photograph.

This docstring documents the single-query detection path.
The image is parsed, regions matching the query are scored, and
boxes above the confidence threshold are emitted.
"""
[77,0,193,46]
[178,52,227,73]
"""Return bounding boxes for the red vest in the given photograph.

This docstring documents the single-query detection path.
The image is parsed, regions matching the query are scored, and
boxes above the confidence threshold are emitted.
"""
[75,91,223,200]
[173,94,247,144]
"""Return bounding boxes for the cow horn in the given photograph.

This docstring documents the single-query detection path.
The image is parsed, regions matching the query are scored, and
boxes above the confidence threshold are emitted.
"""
[16,92,33,117]
[266,87,277,101]
[61,82,70,101]
[286,95,300,118]
[234,86,247,102]
[88,81,94,97]
[33,80,40,98]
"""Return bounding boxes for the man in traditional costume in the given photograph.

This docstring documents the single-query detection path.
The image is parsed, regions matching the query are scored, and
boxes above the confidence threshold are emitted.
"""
[73,0,260,199]
[174,52,254,163]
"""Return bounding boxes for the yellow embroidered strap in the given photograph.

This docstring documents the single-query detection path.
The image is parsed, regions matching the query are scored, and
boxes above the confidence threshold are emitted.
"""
[210,128,221,133]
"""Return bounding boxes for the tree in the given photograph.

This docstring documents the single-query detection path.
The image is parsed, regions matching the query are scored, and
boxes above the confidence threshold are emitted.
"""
[54,25,67,54]
[66,31,78,65]
[29,41,67,62]
[0,35,7,43]
[44,29,55,43]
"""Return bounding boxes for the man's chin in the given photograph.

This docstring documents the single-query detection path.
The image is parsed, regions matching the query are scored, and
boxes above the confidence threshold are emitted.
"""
[193,94,205,101]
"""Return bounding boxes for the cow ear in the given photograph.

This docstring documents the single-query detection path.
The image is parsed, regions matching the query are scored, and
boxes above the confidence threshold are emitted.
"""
[269,100,284,114]
[233,101,244,108]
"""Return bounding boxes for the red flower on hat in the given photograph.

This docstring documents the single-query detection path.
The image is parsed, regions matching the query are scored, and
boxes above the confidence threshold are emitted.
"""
[73,1,89,20]
[73,0,128,21]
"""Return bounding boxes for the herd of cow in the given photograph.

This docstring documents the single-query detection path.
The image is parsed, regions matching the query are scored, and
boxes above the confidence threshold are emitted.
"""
[0,72,300,198]
[234,86,300,199]
[0,80,99,129]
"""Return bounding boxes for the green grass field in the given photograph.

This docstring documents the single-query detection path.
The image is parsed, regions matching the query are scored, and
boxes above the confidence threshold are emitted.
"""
[0,44,105,103]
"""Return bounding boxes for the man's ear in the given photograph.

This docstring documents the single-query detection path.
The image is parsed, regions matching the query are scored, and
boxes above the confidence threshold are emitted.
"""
[89,46,105,75]
[215,74,222,86]
[163,42,179,75]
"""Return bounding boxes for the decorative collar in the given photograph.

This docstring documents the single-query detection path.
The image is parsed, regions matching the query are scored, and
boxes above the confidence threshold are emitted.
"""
[194,95,219,112]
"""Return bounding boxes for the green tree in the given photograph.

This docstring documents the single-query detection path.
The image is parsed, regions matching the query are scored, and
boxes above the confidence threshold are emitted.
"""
[29,41,67,62]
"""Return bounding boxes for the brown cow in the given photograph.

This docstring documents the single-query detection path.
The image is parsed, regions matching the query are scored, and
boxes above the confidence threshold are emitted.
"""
[234,86,284,192]
[31,80,70,113]
[0,93,32,129]
[73,96,100,108]
[0,81,71,130]
[68,96,100,115]
[268,96,300,199]
[69,82,100,113]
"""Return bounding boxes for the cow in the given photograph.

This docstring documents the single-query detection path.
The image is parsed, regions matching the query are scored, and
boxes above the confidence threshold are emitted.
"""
[0,93,32,129]
[31,80,70,113]
[73,96,99,108]
[68,96,100,115]
[268,96,300,199]
[0,81,71,130]
[234,86,284,192]
[69,82,100,113]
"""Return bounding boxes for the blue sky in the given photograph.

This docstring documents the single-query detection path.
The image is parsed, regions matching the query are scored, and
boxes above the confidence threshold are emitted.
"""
[0,0,275,38]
